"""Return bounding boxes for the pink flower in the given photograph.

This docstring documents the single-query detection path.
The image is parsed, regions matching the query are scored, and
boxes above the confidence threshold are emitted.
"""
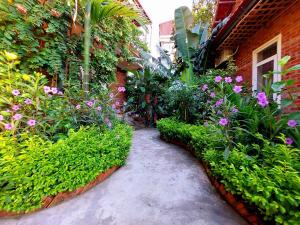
[86,101,94,107]
[109,93,114,99]
[12,89,20,96]
[225,77,232,83]
[6,109,11,113]
[51,87,58,94]
[27,119,36,127]
[116,109,121,114]
[13,114,23,121]
[219,118,229,126]
[118,87,126,92]
[96,106,102,111]
[115,101,120,106]
[258,98,269,108]
[44,86,51,94]
[257,92,267,100]
[58,91,63,95]
[210,92,216,98]
[201,84,208,91]
[76,104,81,109]
[287,120,297,128]
[215,76,222,83]
[232,107,239,113]
[5,123,13,130]
[24,98,33,105]
[0,115,3,121]
[215,99,223,107]
[286,138,293,145]
[257,92,269,108]
[12,105,20,111]
[233,86,242,93]
[236,76,243,83]
[112,104,116,109]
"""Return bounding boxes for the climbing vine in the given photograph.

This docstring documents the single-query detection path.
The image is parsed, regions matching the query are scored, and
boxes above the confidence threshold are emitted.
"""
[0,0,147,87]
[0,0,81,81]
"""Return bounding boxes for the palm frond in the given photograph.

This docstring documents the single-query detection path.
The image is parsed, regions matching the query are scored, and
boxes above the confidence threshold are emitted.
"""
[90,0,143,24]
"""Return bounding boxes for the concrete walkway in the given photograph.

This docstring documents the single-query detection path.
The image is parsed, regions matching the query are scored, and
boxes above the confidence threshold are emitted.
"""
[1,129,247,225]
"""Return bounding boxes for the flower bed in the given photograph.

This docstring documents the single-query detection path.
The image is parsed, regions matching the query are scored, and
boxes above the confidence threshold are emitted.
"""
[157,118,300,225]
[0,124,133,213]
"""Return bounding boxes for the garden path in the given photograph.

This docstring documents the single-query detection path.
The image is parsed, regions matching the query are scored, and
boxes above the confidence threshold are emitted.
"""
[1,129,247,225]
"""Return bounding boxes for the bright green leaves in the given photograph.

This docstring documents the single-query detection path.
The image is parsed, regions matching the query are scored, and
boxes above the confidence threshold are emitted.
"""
[0,124,133,212]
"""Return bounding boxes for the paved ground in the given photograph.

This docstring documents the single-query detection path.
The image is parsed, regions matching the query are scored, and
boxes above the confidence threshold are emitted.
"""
[0,129,247,225]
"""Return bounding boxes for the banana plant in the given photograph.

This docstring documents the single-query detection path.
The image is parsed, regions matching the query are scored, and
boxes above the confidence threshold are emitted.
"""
[174,6,208,86]
[70,0,143,98]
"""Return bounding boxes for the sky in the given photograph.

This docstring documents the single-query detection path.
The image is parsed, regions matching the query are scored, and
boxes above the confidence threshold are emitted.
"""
[138,0,193,57]
[139,0,193,23]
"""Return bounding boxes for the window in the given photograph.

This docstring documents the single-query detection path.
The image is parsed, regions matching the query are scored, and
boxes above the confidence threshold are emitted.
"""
[252,35,282,94]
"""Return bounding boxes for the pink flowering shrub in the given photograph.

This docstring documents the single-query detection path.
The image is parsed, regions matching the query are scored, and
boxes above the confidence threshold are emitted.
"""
[0,52,68,137]
[198,57,300,148]
[0,52,119,139]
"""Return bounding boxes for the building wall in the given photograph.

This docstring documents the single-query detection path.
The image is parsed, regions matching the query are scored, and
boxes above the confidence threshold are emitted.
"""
[232,0,244,14]
[110,69,127,113]
[234,1,300,111]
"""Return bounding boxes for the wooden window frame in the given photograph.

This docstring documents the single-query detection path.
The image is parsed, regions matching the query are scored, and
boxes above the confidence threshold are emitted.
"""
[252,34,282,97]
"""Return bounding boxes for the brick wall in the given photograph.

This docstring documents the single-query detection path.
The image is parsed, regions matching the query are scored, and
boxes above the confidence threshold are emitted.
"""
[110,68,127,113]
[234,1,300,111]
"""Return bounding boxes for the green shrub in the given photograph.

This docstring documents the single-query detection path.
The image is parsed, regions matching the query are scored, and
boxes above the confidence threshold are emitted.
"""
[157,117,199,145]
[157,118,224,157]
[204,143,300,224]
[0,123,133,212]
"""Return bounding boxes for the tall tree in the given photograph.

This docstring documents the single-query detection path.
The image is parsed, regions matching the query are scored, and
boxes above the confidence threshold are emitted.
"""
[192,0,216,26]
[72,0,144,97]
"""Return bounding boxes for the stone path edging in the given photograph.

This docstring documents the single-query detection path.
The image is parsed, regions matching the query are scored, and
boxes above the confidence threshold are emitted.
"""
[0,166,119,218]
[161,136,264,225]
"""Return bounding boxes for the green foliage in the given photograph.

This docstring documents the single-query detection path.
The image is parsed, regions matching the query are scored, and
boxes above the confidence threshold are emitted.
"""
[164,81,200,122]
[173,6,209,85]
[204,142,300,224]
[157,118,224,157]
[0,124,133,212]
[91,17,145,83]
[75,0,145,96]
[157,117,199,144]
[0,0,81,79]
[192,0,216,27]
[125,61,171,126]
[0,51,121,140]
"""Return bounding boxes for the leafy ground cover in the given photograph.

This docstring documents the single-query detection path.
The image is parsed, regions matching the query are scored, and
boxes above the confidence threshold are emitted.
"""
[157,118,300,224]
[0,124,132,212]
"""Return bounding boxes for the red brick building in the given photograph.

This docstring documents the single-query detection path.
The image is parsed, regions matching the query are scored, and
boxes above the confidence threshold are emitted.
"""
[213,0,300,111]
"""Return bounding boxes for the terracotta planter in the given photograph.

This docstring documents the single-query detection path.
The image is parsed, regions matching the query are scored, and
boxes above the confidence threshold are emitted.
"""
[0,166,119,218]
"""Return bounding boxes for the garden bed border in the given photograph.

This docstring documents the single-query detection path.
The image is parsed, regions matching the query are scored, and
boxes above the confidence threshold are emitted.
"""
[160,135,265,225]
[0,166,119,218]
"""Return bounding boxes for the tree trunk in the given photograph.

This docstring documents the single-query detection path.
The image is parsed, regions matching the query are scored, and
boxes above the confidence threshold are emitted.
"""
[83,1,91,99]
